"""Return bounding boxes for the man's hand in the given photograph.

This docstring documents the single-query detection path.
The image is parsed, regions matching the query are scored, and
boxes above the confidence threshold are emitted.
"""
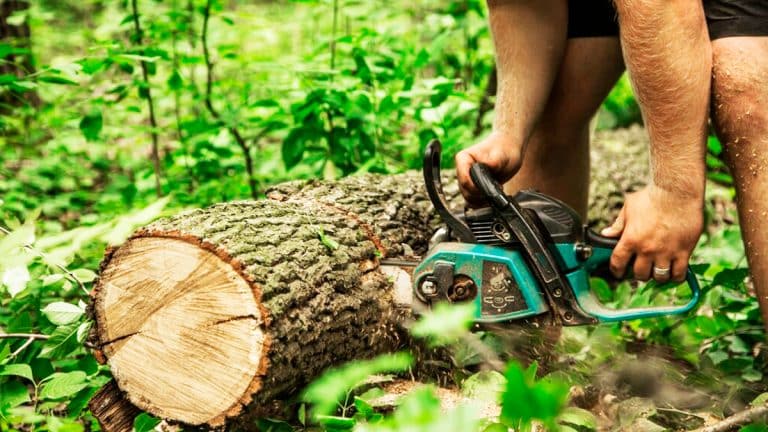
[601,185,703,283]
[455,131,523,207]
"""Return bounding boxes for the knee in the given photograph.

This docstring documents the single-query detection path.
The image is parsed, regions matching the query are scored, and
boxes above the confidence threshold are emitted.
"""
[711,46,768,141]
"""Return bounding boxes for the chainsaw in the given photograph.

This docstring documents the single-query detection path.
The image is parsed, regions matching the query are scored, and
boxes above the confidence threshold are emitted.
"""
[386,140,700,326]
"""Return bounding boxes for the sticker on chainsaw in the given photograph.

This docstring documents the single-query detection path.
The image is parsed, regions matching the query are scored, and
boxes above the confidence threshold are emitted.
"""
[481,260,528,316]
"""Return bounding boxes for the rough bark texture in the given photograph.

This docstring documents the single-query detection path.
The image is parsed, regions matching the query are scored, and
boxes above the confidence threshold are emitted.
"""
[91,172,440,430]
[88,381,142,432]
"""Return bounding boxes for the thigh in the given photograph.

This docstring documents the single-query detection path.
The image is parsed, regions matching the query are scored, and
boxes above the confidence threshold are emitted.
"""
[541,37,625,131]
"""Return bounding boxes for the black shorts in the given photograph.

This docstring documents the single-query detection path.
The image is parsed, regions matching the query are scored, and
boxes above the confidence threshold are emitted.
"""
[568,0,768,40]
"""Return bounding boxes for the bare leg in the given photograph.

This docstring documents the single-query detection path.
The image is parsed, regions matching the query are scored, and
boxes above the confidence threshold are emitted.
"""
[504,37,625,218]
[455,0,569,204]
[711,37,768,330]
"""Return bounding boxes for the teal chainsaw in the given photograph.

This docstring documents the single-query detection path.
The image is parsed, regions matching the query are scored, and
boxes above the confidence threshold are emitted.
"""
[393,140,700,325]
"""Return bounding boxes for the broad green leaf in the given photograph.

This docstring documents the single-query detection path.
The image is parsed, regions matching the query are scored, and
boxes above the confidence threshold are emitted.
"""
[47,416,85,432]
[712,268,749,290]
[134,412,161,432]
[0,343,10,363]
[0,381,30,409]
[316,415,355,429]
[742,367,763,383]
[42,302,84,326]
[500,362,569,431]
[751,393,768,407]
[79,110,103,142]
[410,302,474,346]
[559,407,597,430]
[354,396,374,418]
[38,323,81,359]
[42,274,65,286]
[71,268,97,283]
[255,418,294,432]
[2,265,30,298]
[6,12,26,26]
[302,352,412,418]
[39,371,88,400]
[0,364,34,382]
[740,424,768,432]
[461,370,506,402]
[67,386,100,418]
[76,321,92,344]
[168,69,183,90]
[282,130,306,169]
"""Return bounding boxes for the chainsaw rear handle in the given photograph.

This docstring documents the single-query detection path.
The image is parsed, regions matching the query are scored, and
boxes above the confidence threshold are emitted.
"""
[576,216,701,321]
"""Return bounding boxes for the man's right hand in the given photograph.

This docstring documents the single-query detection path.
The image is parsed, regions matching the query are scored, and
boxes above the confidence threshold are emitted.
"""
[454,131,523,207]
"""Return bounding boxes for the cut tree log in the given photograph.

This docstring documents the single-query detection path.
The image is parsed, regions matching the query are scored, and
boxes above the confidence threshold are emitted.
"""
[88,128,734,431]
[90,173,438,430]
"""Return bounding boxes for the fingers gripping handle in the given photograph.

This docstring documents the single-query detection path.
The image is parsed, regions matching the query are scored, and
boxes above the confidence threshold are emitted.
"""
[469,163,510,210]
[579,242,701,322]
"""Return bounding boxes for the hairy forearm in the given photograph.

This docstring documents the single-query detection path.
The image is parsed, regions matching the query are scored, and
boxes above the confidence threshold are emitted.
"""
[615,0,711,198]
[488,0,567,145]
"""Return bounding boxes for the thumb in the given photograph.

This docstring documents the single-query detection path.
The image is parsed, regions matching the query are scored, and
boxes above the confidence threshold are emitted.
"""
[601,206,626,238]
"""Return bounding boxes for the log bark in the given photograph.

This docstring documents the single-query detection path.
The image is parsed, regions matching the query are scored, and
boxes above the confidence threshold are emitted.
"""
[90,172,438,430]
[89,127,732,430]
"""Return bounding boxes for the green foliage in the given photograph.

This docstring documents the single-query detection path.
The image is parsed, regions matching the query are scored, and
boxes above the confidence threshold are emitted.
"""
[498,362,569,432]
[133,413,162,432]
[0,201,166,429]
[410,302,475,346]
[302,352,413,419]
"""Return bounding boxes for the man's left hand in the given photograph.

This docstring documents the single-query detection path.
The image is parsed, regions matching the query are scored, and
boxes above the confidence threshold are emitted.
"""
[600,185,704,283]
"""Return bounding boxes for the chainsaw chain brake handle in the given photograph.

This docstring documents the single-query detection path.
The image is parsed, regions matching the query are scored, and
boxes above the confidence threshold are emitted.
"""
[423,140,476,243]
[469,162,597,325]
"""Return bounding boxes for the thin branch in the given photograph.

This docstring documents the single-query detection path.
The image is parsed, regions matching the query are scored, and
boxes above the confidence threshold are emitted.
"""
[691,403,768,432]
[0,333,50,341]
[0,226,88,296]
[0,332,96,350]
[171,0,197,193]
[9,336,36,359]
[330,0,338,72]
[201,0,258,199]
[131,0,164,198]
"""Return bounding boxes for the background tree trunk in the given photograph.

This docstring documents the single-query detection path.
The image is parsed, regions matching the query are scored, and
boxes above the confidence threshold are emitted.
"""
[0,0,40,109]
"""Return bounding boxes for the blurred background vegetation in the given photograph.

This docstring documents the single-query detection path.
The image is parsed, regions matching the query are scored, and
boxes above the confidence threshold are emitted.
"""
[0,0,642,227]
